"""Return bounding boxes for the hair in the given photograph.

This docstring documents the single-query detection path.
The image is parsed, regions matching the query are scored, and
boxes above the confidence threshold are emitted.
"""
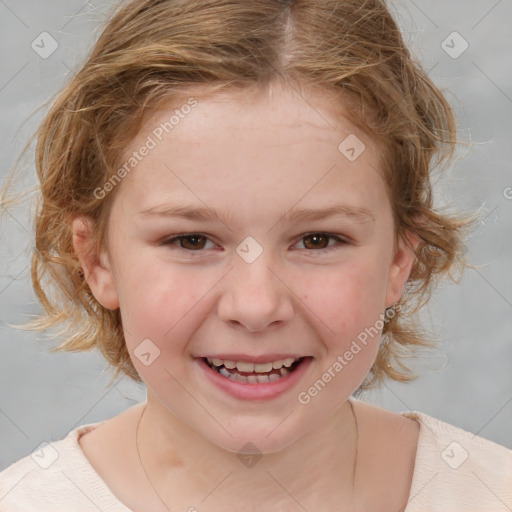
[8,0,475,390]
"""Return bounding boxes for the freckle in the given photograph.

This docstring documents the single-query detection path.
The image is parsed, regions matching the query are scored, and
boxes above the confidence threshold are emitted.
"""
[170,455,184,468]
[161,451,184,470]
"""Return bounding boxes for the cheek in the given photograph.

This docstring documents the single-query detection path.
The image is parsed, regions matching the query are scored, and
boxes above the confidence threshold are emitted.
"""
[114,255,209,346]
[117,261,216,388]
[295,260,387,398]
[295,256,389,338]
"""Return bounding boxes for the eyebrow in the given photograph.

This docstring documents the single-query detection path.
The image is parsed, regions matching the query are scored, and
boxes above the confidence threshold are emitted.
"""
[283,205,375,224]
[139,203,375,224]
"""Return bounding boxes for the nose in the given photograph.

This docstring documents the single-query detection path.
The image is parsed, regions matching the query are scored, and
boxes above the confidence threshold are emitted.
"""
[217,253,294,333]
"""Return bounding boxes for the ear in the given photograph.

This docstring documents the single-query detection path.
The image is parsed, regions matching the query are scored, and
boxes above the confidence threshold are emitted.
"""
[385,230,419,308]
[72,216,120,310]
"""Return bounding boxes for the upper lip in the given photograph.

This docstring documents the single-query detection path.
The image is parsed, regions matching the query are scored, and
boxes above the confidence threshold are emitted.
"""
[198,354,308,363]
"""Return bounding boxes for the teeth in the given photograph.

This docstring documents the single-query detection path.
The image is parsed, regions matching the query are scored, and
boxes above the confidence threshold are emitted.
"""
[217,366,289,384]
[219,367,231,378]
[236,361,254,372]
[254,362,273,373]
[207,357,299,372]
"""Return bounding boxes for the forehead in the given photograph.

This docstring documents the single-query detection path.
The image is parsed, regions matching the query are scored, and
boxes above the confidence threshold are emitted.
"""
[111,82,388,223]
[136,81,370,147]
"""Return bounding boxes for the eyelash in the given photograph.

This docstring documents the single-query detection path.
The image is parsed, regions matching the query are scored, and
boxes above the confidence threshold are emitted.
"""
[160,232,349,254]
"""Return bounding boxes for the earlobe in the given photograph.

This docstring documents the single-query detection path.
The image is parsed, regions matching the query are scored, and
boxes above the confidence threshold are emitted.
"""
[71,216,120,310]
[385,230,419,308]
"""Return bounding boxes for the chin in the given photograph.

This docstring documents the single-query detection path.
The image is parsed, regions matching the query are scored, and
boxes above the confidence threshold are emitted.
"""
[196,413,313,456]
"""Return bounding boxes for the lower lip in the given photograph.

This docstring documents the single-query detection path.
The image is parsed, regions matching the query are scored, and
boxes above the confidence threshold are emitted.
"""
[196,357,313,401]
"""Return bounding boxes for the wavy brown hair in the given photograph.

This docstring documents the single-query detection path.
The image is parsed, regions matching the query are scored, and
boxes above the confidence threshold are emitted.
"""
[7,0,475,389]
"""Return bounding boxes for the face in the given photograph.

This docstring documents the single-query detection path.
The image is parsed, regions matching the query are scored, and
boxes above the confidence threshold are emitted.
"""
[75,81,415,453]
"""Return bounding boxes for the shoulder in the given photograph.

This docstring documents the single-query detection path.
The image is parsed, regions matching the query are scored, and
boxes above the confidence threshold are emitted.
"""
[400,408,512,511]
[0,421,132,512]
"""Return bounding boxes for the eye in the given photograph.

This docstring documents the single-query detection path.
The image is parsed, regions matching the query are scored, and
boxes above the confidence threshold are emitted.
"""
[294,233,348,253]
[161,233,216,251]
[160,232,349,254]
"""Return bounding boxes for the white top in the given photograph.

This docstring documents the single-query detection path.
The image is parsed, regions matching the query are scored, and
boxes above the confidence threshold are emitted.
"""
[0,403,511,511]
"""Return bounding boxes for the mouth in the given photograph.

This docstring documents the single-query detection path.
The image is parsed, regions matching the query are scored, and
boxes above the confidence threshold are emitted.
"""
[203,356,307,384]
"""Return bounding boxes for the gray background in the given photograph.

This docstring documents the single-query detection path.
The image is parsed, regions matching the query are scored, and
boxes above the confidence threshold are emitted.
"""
[1,0,511,472]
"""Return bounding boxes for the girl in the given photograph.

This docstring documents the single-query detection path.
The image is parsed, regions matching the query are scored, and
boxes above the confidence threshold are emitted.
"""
[0,0,510,510]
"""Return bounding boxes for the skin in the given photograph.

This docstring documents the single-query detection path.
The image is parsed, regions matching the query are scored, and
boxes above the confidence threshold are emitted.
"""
[73,80,420,511]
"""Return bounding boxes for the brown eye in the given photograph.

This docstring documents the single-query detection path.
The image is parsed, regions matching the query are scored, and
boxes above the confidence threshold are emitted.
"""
[302,233,330,250]
[295,233,348,253]
[163,234,214,251]
[177,234,207,250]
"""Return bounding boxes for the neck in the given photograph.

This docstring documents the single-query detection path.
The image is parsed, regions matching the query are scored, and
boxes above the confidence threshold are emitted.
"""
[135,395,360,511]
